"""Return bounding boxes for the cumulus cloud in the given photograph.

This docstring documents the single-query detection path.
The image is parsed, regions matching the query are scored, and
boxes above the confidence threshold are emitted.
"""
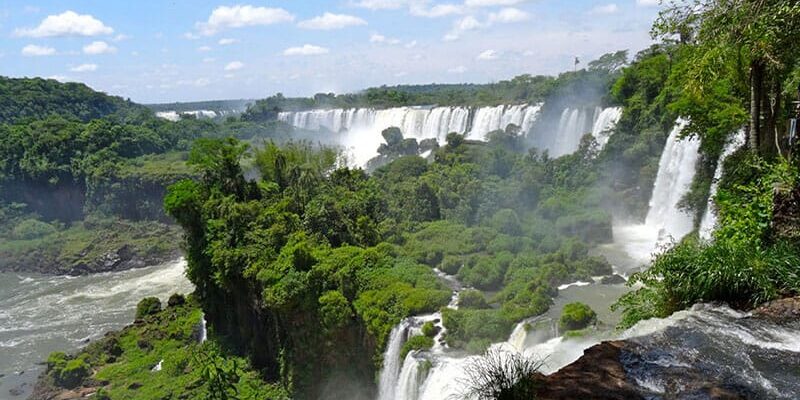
[298,13,367,30]
[83,41,116,55]
[218,38,239,45]
[224,61,244,71]
[410,3,464,18]
[70,63,98,72]
[197,5,294,36]
[590,4,619,14]
[197,46,212,52]
[477,49,499,60]
[636,0,660,6]
[488,7,529,23]
[21,44,56,56]
[351,0,407,10]
[283,44,330,56]
[16,11,113,37]
[370,33,401,44]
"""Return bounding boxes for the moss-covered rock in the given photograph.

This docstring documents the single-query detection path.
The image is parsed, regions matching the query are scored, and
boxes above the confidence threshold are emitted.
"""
[136,297,162,319]
[559,302,597,331]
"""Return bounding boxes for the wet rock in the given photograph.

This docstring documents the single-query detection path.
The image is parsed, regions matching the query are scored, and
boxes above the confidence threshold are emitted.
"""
[752,296,800,325]
[600,274,626,285]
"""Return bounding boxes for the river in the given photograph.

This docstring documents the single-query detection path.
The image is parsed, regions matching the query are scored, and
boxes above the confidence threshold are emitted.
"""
[0,259,193,398]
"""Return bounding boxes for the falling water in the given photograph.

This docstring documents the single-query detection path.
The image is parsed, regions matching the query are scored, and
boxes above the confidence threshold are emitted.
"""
[699,129,746,240]
[590,107,623,150]
[644,120,701,241]
[378,320,413,400]
[199,313,208,343]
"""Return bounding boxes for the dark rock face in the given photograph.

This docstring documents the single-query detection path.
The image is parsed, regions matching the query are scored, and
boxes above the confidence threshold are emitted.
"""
[600,274,626,285]
[532,341,643,400]
[534,298,800,400]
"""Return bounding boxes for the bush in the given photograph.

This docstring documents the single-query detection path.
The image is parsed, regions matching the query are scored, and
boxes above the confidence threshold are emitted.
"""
[559,302,596,331]
[47,352,90,388]
[167,293,186,307]
[11,218,57,240]
[421,321,438,338]
[458,289,490,309]
[399,335,434,360]
[136,297,162,319]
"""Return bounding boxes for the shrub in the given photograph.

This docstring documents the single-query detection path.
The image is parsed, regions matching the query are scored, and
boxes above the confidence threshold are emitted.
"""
[458,289,490,309]
[48,353,91,388]
[459,349,542,400]
[559,302,596,331]
[421,321,438,338]
[399,335,434,360]
[136,297,162,319]
[12,218,57,240]
[167,293,186,307]
[440,255,464,275]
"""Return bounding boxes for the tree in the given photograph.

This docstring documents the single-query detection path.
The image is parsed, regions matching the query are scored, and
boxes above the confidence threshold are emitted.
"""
[654,0,800,155]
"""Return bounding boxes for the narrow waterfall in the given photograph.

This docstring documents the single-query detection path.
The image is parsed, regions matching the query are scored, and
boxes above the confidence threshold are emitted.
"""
[613,119,701,262]
[378,320,412,400]
[198,313,208,343]
[549,107,594,157]
[590,107,623,150]
[644,120,701,242]
[699,130,746,240]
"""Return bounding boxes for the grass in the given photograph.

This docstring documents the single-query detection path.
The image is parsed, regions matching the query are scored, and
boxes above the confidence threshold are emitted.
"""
[42,297,288,399]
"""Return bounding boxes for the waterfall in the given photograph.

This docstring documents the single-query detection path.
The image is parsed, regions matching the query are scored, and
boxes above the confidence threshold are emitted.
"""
[278,105,542,166]
[644,120,701,243]
[590,107,623,150]
[395,353,426,400]
[612,119,701,262]
[699,130,746,240]
[378,320,412,400]
[199,313,208,343]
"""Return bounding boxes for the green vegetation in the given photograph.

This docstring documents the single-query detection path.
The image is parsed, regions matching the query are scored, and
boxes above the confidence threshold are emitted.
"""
[136,297,162,319]
[400,335,435,360]
[612,0,800,328]
[40,296,287,399]
[559,302,597,331]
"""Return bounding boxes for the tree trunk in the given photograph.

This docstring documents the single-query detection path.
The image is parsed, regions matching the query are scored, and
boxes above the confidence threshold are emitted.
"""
[749,60,764,153]
[762,75,775,155]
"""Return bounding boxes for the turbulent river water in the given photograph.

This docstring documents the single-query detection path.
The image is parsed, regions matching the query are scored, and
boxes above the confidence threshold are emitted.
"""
[0,259,193,398]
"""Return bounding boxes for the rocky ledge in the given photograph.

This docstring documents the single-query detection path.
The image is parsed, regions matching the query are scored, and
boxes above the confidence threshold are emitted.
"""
[533,297,800,400]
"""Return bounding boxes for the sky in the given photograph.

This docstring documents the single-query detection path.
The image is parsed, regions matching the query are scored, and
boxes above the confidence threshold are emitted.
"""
[0,0,664,103]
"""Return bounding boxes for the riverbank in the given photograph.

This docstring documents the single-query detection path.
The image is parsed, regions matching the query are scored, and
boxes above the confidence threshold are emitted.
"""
[532,296,800,399]
[0,218,182,275]
[0,259,193,399]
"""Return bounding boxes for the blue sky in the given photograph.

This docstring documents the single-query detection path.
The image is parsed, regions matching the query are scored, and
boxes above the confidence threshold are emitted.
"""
[0,1,663,103]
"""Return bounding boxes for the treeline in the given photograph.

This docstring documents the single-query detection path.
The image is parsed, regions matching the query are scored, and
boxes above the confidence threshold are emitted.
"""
[0,77,146,125]
[240,51,628,121]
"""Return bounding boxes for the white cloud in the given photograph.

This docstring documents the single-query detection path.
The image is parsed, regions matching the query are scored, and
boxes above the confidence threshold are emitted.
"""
[636,0,660,6]
[16,11,113,37]
[197,5,294,36]
[444,15,483,41]
[112,34,131,42]
[477,49,499,60]
[83,41,116,55]
[218,38,238,45]
[70,63,98,72]
[410,3,464,18]
[203,57,216,63]
[448,65,467,73]
[370,33,401,44]
[21,44,56,56]
[194,78,210,87]
[283,44,330,56]
[224,61,244,71]
[488,7,529,23]
[590,4,619,15]
[351,0,407,10]
[298,13,367,30]
[46,75,69,82]
[198,46,212,52]
[405,40,418,48]
[465,0,525,7]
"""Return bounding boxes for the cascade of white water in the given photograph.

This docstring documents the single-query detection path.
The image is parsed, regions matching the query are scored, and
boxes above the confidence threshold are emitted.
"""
[199,313,208,343]
[644,120,701,242]
[699,130,746,240]
[378,320,412,400]
[591,107,623,150]
[549,107,596,157]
